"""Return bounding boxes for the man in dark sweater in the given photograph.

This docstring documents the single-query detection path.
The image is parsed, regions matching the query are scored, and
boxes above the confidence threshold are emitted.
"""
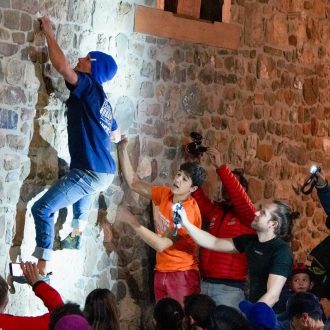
[180,198,298,308]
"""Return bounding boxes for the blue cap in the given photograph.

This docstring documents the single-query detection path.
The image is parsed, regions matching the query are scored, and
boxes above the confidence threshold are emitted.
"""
[239,300,276,330]
[89,51,117,84]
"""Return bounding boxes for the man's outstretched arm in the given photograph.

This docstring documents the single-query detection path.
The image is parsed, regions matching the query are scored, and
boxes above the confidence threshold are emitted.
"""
[39,16,77,85]
[178,207,238,253]
[117,136,151,199]
[257,274,287,307]
[116,206,173,252]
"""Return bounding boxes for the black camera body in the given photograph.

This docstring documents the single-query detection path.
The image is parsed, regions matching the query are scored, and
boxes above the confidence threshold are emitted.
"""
[186,132,208,155]
[301,165,322,195]
[173,202,183,236]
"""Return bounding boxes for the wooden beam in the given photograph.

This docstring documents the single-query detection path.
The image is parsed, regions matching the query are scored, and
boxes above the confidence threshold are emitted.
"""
[134,5,240,50]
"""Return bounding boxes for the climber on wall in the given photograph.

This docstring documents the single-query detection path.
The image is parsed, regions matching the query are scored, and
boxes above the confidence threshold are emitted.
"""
[24,16,121,280]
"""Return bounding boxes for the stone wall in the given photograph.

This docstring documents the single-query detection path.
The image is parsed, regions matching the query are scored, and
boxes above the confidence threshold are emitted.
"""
[0,0,329,326]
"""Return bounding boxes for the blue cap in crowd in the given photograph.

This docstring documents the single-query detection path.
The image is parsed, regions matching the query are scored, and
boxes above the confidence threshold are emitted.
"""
[239,300,276,330]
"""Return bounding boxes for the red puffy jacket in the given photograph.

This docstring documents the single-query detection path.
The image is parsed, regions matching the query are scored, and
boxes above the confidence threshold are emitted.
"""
[192,165,256,281]
[0,281,64,330]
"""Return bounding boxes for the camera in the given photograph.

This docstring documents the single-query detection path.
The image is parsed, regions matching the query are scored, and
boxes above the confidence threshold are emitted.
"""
[301,165,322,195]
[173,202,183,236]
[310,165,321,175]
[9,262,24,277]
[186,132,208,155]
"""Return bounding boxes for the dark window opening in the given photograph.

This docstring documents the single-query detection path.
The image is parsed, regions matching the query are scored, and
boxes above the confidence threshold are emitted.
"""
[200,0,223,22]
[164,0,178,13]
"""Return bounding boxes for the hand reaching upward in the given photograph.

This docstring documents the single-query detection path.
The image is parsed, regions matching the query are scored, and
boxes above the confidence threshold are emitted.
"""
[206,147,222,168]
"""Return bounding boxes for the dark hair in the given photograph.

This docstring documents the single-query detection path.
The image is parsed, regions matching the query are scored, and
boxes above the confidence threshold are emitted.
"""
[153,297,184,330]
[287,292,323,321]
[179,162,207,187]
[0,276,8,309]
[232,168,248,191]
[207,305,253,330]
[271,200,300,241]
[49,303,84,330]
[84,288,120,330]
[183,294,216,328]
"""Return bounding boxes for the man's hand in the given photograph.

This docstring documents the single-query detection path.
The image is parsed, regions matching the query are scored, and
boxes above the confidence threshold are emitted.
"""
[206,147,222,168]
[110,128,121,143]
[315,172,327,188]
[38,16,55,39]
[116,206,140,227]
[177,206,189,227]
[21,262,41,286]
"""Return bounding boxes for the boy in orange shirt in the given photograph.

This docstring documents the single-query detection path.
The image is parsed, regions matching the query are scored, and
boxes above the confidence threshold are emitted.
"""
[117,137,207,305]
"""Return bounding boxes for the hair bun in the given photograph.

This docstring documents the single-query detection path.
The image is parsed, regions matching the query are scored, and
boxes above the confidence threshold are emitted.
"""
[291,212,300,220]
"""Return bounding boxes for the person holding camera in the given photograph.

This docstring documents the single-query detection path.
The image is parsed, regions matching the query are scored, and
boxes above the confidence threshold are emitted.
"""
[190,147,256,309]
[116,136,207,306]
[302,167,330,301]
[177,198,298,308]
[0,262,64,329]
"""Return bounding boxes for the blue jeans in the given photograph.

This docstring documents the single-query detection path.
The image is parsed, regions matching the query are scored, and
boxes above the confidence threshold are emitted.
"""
[32,168,114,261]
[201,280,245,309]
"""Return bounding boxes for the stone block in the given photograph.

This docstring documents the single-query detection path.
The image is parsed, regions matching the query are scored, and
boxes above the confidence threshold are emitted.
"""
[285,144,308,165]
[114,96,135,134]
[0,0,10,7]
[39,0,68,19]
[0,27,10,43]
[182,84,204,116]
[244,3,264,47]
[139,81,154,98]
[4,10,20,30]
[12,32,25,44]
[247,177,263,203]
[67,0,93,23]
[56,24,74,50]
[256,144,273,162]
[265,13,289,49]
[0,86,27,105]
[6,59,26,86]
[20,13,32,31]
[142,139,163,157]
[12,0,38,14]
[140,61,154,78]
[303,78,319,105]
[257,55,276,80]
[0,42,18,56]
[0,108,18,129]
[3,154,20,170]
[6,134,26,150]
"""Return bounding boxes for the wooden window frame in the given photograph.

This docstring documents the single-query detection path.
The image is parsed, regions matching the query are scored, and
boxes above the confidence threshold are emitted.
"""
[134,1,240,50]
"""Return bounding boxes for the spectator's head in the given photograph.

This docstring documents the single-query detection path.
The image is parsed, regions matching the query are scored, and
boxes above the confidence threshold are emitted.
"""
[75,51,117,84]
[153,297,184,330]
[290,263,314,293]
[222,168,248,201]
[287,292,324,330]
[252,200,299,240]
[183,294,216,330]
[207,305,253,330]
[0,276,8,313]
[171,163,207,197]
[84,288,120,330]
[50,303,91,330]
